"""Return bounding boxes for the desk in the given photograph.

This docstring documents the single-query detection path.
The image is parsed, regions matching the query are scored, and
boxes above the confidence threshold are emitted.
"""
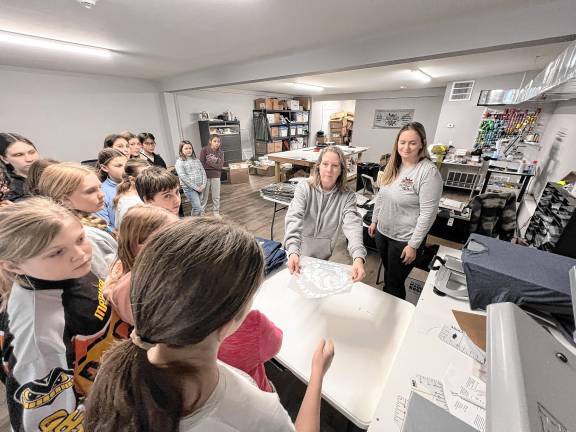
[268,146,368,182]
[254,267,415,429]
[368,246,483,431]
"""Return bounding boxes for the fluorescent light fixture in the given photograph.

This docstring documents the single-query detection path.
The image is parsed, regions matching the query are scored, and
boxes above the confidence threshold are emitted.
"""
[0,30,112,58]
[410,68,432,82]
[292,83,324,92]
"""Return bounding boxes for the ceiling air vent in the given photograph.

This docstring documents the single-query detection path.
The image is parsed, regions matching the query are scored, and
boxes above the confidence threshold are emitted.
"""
[449,80,475,101]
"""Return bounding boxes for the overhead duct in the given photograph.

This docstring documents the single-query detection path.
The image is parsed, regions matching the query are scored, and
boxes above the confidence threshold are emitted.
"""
[515,39,576,103]
[477,40,576,106]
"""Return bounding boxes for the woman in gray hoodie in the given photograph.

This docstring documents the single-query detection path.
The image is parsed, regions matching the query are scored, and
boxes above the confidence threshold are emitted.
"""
[284,146,367,282]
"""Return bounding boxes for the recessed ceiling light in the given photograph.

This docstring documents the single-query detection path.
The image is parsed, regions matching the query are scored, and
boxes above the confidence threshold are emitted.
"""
[410,68,432,83]
[400,85,407,89]
[292,83,324,92]
[77,0,99,9]
[0,30,111,57]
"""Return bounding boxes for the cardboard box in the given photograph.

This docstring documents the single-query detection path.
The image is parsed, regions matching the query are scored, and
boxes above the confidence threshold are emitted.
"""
[248,165,258,175]
[404,268,428,306]
[330,119,347,129]
[254,98,274,110]
[332,136,343,145]
[257,165,276,176]
[228,163,249,184]
[267,142,276,153]
[560,171,576,184]
[295,96,311,111]
[255,141,267,154]
[288,100,300,111]
[272,98,282,110]
[270,126,279,137]
[274,141,283,152]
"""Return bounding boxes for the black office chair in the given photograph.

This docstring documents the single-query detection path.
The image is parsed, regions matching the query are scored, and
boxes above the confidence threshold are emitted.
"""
[80,159,98,168]
[361,174,378,196]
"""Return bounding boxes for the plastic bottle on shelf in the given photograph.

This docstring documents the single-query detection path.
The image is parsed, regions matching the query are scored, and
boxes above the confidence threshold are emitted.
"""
[531,160,538,175]
[517,160,526,174]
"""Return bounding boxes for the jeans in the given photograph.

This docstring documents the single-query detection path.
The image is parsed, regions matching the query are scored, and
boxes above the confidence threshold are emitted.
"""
[183,188,202,216]
[375,231,423,300]
[201,177,221,214]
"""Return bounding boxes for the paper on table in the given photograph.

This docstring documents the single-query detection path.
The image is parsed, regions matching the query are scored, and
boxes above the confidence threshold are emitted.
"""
[289,256,353,299]
[443,365,487,432]
[410,375,448,410]
[443,365,486,409]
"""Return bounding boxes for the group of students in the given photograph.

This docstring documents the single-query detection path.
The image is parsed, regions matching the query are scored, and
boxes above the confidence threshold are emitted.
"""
[0,120,442,431]
[0,131,335,431]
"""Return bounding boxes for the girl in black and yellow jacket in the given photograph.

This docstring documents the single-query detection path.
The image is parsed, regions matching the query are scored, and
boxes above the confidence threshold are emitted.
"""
[0,198,129,431]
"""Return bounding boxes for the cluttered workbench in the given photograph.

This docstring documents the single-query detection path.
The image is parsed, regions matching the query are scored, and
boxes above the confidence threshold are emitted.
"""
[267,145,368,182]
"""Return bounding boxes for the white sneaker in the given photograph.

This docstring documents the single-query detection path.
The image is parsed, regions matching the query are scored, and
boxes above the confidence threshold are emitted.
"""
[213,212,222,219]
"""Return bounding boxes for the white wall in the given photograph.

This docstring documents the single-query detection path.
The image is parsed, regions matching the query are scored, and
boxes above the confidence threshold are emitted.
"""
[432,71,538,148]
[174,89,295,159]
[529,100,576,198]
[0,66,170,163]
[309,100,356,142]
[331,89,445,163]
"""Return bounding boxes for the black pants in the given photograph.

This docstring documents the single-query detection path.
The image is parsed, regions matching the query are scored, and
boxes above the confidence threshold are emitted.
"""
[375,232,422,300]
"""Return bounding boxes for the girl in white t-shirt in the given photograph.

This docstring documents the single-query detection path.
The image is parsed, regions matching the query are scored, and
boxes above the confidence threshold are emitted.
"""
[85,217,334,432]
[112,158,151,229]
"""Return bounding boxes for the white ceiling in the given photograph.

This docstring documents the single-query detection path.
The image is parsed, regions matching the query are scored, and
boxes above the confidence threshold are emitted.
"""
[222,42,570,96]
[0,0,564,80]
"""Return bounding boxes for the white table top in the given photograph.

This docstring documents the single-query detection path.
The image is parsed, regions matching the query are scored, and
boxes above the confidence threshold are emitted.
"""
[368,246,484,431]
[254,266,415,428]
[268,145,368,163]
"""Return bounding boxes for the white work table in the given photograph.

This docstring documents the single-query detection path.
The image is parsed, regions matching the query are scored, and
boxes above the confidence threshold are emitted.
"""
[253,266,415,429]
[368,246,483,431]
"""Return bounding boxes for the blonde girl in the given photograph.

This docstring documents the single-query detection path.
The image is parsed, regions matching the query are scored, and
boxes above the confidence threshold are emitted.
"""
[0,198,130,431]
[104,205,178,323]
[38,163,117,279]
[95,148,127,228]
[112,158,151,229]
[85,218,334,432]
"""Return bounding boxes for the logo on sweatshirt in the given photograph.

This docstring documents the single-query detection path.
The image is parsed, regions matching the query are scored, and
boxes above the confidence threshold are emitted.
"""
[399,177,414,191]
[14,368,74,409]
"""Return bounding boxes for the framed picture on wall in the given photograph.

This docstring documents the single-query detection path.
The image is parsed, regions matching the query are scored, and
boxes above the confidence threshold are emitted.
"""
[373,109,415,129]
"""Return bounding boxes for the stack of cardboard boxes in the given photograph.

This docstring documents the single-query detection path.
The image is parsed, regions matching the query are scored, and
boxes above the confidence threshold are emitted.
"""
[254,97,311,112]
[329,111,354,146]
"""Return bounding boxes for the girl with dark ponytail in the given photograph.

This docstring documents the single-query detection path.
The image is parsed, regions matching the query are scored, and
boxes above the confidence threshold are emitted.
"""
[85,218,335,432]
[112,158,150,229]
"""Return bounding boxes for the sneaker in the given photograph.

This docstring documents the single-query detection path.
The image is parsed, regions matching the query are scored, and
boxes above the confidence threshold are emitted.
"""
[213,212,222,219]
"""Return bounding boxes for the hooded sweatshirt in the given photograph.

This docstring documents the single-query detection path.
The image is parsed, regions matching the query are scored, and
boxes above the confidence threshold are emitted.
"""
[284,180,366,261]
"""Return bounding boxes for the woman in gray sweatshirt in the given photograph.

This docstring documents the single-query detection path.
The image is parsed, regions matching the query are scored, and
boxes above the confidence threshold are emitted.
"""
[284,146,367,282]
[368,122,442,300]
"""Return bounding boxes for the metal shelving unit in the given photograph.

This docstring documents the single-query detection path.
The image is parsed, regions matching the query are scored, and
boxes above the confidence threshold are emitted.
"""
[253,108,310,156]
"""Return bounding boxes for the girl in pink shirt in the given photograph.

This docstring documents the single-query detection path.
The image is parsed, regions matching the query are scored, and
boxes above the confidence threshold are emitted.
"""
[218,309,282,392]
[104,204,178,323]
